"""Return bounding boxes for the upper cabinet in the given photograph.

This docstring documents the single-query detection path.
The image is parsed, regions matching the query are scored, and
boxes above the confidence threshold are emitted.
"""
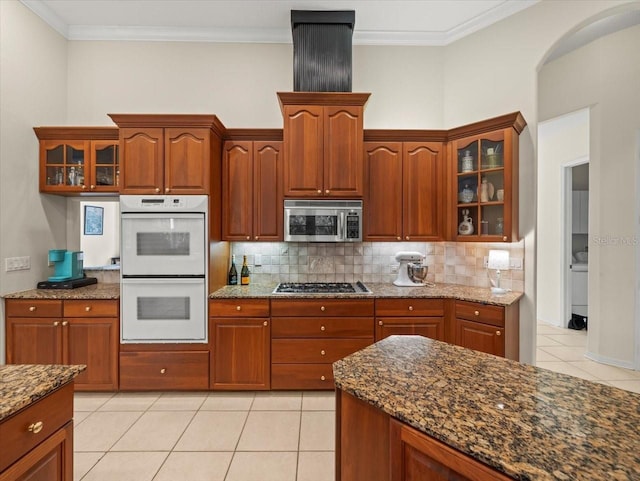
[448,112,526,242]
[34,127,120,195]
[278,92,370,198]
[108,114,225,195]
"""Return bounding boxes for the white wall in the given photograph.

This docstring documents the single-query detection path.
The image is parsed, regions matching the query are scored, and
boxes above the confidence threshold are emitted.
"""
[539,23,640,368]
[79,200,120,267]
[0,0,68,363]
[537,109,589,327]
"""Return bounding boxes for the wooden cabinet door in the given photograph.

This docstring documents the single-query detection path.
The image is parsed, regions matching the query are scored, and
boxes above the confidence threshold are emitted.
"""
[455,319,504,357]
[323,105,363,197]
[375,318,444,342]
[253,141,283,241]
[90,140,120,193]
[65,318,119,391]
[222,141,253,240]
[364,142,403,240]
[283,105,323,196]
[6,318,63,365]
[164,128,210,194]
[211,318,270,390]
[119,127,164,194]
[403,142,444,241]
[39,140,90,193]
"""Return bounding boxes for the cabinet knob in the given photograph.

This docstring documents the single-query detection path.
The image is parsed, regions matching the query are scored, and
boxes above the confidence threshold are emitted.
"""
[474,310,480,316]
[255,236,259,240]
[496,331,502,336]
[155,187,161,193]
[27,421,44,434]
[81,184,87,190]
[502,236,508,242]
[320,306,325,312]
[408,306,413,311]
[320,325,326,331]
[165,188,170,193]
[29,306,36,312]
[90,185,96,190]
[321,350,326,356]
[406,236,410,240]
[246,236,250,240]
[397,236,401,241]
[62,321,68,326]
[263,321,268,327]
[320,375,326,381]
[378,320,383,326]
[85,306,91,312]
[236,306,241,311]
[325,189,330,194]
[53,321,59,326]
[160,368,166,374]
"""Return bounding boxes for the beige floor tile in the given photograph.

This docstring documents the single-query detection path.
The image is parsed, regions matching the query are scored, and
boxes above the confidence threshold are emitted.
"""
[535,349,561,362]
[535,362,597,381]
[538,346,587,361]
[153,452,232,481]
[74,452,104,481]
[569,361,640,381]
[73,393,115,412]
[150,392,207,411]
[252,391,302,410]
[81,451,168,481]
[237,411,300,451]
[297,451,335,481]
[98,392,161,411]
[536,323,566,335]
[302,392,335,411]
[73,411,91,427]
[545,334,587,347]
[74,411,142,452]
[299,412,335,451]
[608,380,640,394]
[111,411,195,451]
[201,392,255,411]
[174,411,248,451]
[536,335,562,347]
[225,452,297,481]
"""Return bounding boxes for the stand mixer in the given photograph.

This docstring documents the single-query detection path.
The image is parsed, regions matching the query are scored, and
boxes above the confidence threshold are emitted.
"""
[393,251,430,287]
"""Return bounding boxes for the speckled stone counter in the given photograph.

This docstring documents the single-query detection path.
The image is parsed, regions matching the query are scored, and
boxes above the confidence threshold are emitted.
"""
[0,365,85,421]
[3,282,119,300]
[333,335,640,480]
[210,282,522,306]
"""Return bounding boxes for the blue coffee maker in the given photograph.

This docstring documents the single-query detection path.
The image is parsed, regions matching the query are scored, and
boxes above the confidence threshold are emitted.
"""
[48,249,84,281]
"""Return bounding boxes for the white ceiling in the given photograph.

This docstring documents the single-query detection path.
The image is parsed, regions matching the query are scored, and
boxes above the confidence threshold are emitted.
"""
[20,0,539,45]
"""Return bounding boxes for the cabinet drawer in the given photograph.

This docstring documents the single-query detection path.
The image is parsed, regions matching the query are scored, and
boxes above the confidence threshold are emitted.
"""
[375,298,444,317]
[271,364,334,390]
[119,351,209,390]
[272,339,372,363]
[63,299,118,317]
[455,301,504,327]
[5,299,62,318]
[271,299,374,317]
[271,317,373,338]
[0,382,73,472]
[209,299,270,317]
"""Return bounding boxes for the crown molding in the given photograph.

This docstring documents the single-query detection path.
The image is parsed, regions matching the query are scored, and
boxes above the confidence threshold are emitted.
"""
[21,0,68,38]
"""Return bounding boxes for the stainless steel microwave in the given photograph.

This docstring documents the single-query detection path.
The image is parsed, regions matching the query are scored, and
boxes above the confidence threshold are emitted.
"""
[284,199,362,242]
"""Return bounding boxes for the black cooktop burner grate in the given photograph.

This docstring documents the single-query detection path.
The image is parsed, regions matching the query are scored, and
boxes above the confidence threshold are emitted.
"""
[274,281,370,294]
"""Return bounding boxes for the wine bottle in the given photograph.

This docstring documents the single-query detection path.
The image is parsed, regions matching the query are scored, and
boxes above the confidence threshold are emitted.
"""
[228,255,238,285]
[241,255,250,285]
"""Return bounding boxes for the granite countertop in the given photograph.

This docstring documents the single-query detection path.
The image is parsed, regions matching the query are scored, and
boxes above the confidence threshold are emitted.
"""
[210,282,523,306]
[0,364,86,422]
[3,283,120,300]
[333,336,640,480]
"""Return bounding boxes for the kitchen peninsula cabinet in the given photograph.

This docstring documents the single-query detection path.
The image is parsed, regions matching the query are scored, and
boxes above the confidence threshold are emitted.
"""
[448,112,526,242]
[222,134,283,241]
[278,92,370,198]
[270,298,374,389]
[374,298,445,341]
[209,299,271,390]
[108,114,224,195]
[5,299,119,391]
[34,127,120,194]
[364,139,445,241]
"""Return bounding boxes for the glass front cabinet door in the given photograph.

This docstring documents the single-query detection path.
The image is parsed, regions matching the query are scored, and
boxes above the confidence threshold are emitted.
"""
[450,113,525,242]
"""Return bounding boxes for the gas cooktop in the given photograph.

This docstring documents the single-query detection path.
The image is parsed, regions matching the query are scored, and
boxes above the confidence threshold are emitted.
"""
[273,281,371,294]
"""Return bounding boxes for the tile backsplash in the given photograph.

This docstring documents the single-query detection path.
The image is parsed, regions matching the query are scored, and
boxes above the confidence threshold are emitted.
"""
[230,240,525,292]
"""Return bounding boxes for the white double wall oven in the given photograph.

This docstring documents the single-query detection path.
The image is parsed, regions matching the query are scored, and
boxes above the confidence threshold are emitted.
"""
[120,195,208,343]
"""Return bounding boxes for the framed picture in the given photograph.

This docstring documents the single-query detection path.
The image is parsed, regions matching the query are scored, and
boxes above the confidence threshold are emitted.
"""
[84,205,104,235]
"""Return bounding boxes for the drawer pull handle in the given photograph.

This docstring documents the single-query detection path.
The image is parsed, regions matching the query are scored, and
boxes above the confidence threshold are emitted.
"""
[378,321,383,326]
[317,189,322,194]
[28,421,44,434]
[85,306,91,312]
[320,306,325,312]
[320,375,326,381]
[325,189,330,194]
[320,326,326,331]
[263,321,268,327]
[53,321,60,327]
[29,306,37,312]
[408,306,413,311]
[62,321,68,326]
[236,306,241,311]
[160,368,166,374]
[474,310,480,316]
[321,350,326,356]
[496,331,502,336]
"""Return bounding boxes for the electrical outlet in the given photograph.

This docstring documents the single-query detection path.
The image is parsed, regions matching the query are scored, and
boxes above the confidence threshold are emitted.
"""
[254,254,262,266]
[390,263,399,273]
[5,256,30,272]
[510,258,523,270]
[483,256,488,268]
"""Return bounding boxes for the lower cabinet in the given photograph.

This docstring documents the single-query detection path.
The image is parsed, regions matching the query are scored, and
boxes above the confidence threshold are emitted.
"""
[119,350,209,390]
[0,383,74,481]
[209,299,271,390]
[375,299,445,341]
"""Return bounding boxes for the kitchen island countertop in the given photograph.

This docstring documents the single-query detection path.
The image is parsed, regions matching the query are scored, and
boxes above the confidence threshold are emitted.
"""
[333,335,640,480]
[3,282,119,300]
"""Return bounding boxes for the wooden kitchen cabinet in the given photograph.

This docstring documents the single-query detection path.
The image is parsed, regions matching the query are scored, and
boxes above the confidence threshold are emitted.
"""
[34,127,120,194]
[222,138,283,241]
[108,114,225,195]
[278,92,370,198]
[271,298,374,390]
[5,299,119,391]
[364,139,445,241]
[209,299,271,390]
[448,112,526,242]
[454,300,519,360]
[375,298,445,341]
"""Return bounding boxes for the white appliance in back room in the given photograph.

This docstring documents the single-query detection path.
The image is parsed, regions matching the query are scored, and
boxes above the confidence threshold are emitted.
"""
[571,167,589,324]
[120,195,208,343]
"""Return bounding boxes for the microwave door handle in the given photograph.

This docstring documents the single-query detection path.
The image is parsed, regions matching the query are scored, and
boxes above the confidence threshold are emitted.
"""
[339,212,345,240]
